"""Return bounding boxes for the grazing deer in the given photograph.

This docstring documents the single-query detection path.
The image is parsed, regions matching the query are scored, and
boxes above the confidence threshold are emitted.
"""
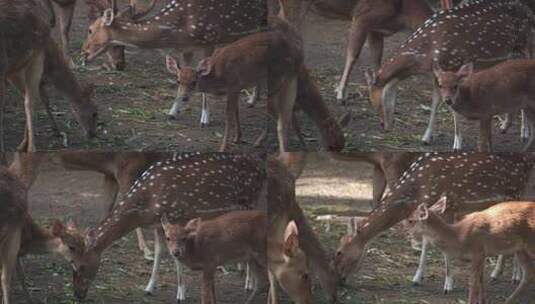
[334,153,534,294]
[53,153,267,302]
[165,17,303,152]
[365,0,534,150]
[161,210,268,304]
[0,152,78,304]
[81,0,267,63]
[413,198,535,304]
[434,60,535,152]
[266,155,333,303]
[330,152,419,207]
[1,0,97,151]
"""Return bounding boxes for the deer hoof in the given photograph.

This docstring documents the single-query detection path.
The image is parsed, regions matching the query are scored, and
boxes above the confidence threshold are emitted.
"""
[167,115,178,121]
[411,281,421,287]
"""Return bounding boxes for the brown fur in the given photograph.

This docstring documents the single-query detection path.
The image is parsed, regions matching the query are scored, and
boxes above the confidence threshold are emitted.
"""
[414,199,535,304]
[434,59,535,151]
[162,211,268,304]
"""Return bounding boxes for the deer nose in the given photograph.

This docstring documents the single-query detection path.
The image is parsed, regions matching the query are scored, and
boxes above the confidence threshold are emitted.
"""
[444,97,453,106]
[172,249,180,257]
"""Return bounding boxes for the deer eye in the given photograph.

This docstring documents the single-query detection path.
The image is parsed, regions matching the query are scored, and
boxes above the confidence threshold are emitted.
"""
[69,246,76,251]
[88,29,93,35]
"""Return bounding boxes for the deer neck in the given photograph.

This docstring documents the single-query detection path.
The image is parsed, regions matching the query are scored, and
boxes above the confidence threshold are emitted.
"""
[8,153,43,188]
[21,219,63,256]
[420,213,460,252]
[377,53,423,89]
[89,200,149,254]
[43,39,85,104]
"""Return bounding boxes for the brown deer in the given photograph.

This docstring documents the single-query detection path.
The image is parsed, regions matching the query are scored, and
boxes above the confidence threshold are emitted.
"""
[51,153,267,301]
[266,155,334,303]
[165,17,303,152]
[433,60,535,152]
[365,0,534,150]
[413,198,535,304]
[0,152,80,304]
[334,153,534,294]
[161,210,269,304]
[296,0,435,102]
[1,0,97,151]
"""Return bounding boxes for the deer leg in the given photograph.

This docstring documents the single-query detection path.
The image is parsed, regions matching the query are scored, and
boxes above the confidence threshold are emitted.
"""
[521,109,531,143]
[512,255,522,284]
[171,256,186,303]
[371,165,386,208]
[268,271,278,304]
[220,91,239,151]
[521,107,535,151]
[39,84,60,137]
[504,251,533,304]
[144,229,162,295]
[443,254,454,294]
[56,2,75,66]
[412,237,428,285]
[232,94,242,144]
[452,111,464,151]
[335,20,371,103]
[478,117,492,152]
[200,93,210,127]
[201,268,216,304]
[244,262,253,291]
[490,255,505,282]
[276,76,298,152]
[468,254,486,304]
[1,227,21,304]
[367,32,384,72]
[244,260,268,304]
[422,84,440,145]
[20,54,45,153]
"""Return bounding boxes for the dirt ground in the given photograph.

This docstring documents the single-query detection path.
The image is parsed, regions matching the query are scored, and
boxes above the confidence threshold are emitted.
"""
[12,158,264,304]
[4,1,529,152]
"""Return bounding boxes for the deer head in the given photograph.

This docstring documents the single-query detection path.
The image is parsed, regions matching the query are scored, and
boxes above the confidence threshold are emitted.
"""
[72,83,98,138]
[275,221,312,304]
[52,220,101,300]
[166,55,212,106]
[161,215,197,258]
[433,62,474,110]
[365,69,398,131]
[333,217,367,283]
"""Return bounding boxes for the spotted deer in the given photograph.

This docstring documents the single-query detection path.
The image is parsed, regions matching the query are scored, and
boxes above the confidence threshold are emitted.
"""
[267,156,334,303]
[334,153,534,294]
[433,60,535,152]
[1,0,97,151]
[161,210,269,304]
[413,198,535,304]
[365,0,535,150]
[53,153,267,302]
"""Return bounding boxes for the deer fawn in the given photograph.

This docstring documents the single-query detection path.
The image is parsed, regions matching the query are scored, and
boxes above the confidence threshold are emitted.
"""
[161,210,268,304]
[165,18,303,152]
[413,198,535,304]
[334,153,534,294]
[53,153,267,301]
[1,0,97,151]
[434,60,535,152]
[365,0,534,150]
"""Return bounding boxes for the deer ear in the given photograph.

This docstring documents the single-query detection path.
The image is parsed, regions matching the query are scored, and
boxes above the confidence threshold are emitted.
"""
[161,214,170,227]
[432,61,444,79]
[364,68,377,86]
[416,203,429,221]
[52,220,65,237]
[166,55,180,75]
[197,58,213,76]
[186,217,202,230]
[457,63,474,78]
[430,196,448,214]
[102,8,115,26]
[283,221,300,257]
